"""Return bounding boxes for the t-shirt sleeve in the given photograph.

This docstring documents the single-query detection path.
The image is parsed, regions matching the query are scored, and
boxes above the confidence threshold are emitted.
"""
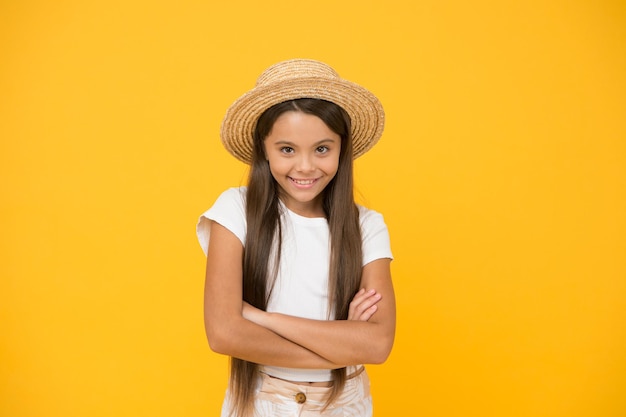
[196,187,247,256]
[359,206,393,266]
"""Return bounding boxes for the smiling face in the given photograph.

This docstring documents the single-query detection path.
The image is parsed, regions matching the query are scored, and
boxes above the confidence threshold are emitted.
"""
[264,111,341,217]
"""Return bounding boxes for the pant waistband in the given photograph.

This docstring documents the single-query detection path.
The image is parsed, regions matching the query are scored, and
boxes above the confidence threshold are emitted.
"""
[262,366,365,387]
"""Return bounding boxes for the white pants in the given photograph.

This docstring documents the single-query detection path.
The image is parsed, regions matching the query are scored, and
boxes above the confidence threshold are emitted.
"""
[221,370,373,417]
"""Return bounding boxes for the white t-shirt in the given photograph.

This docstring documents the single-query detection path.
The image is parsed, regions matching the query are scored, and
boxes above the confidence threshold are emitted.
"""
[197,186,393,381]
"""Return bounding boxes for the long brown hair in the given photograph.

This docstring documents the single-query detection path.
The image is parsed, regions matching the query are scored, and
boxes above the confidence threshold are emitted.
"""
[229,98,363,416]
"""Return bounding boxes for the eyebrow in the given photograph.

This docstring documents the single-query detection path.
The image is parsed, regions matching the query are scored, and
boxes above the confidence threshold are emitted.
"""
[271,138,337,146]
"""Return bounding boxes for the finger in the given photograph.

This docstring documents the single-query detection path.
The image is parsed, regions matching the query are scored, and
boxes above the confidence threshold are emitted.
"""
[350,289,376,308]
[348,289,374,316]
[349,291,382,320]
[358,304,378,321]
[350,288,368,305]
[357,293,382,315]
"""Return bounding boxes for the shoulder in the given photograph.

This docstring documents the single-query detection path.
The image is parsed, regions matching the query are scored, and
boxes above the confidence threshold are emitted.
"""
[358,204,387,230]
[357,204,393,263]
[205,186,248,222]
[214,186,247,208]
[196,186,248,255]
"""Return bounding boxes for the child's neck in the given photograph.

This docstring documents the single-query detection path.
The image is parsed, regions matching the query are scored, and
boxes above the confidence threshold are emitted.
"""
[279,197,326,218]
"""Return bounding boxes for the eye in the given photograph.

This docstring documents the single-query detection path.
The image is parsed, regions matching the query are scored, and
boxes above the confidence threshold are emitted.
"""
[280,146,295,154]
[316,145,330,154]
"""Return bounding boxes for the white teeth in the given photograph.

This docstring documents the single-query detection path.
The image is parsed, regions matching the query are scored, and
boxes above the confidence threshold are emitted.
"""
[292,178,315,185]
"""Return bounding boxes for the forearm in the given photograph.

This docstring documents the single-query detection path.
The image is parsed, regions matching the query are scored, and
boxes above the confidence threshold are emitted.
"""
[252,312,394,365]
[243,259,396,365]
[206,314,341,369]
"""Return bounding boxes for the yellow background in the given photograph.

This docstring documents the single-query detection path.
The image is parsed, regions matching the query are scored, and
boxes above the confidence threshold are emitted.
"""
[1,1,625,416]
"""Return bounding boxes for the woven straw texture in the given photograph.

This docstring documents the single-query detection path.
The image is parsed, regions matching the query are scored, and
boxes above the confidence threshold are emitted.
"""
[220,59,385,164]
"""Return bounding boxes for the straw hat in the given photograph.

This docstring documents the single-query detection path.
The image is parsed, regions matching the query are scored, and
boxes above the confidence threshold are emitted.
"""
[220,59,385,164]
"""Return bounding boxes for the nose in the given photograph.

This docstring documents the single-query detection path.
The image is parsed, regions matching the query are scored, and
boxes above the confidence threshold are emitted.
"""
[296,153,315,172]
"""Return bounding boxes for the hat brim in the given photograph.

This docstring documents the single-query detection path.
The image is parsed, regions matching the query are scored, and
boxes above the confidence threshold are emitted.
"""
[220,77,385,164]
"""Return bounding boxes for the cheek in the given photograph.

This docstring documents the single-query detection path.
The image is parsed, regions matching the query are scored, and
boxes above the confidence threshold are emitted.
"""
[267,159,288,181]
[324,156,340,175]
[267,157,285,171]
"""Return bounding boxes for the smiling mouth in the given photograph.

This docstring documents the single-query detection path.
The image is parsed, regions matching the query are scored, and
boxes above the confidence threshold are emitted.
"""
[289,177,318,186]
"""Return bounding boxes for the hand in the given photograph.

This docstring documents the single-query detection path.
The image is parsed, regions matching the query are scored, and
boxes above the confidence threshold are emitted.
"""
[348,288,382,321]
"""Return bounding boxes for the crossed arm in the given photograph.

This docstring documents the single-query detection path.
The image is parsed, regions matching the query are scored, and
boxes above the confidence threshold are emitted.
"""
[204,220,396,369]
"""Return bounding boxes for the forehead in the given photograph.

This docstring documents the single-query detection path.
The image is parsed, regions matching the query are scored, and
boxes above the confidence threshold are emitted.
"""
[267,111,340,144]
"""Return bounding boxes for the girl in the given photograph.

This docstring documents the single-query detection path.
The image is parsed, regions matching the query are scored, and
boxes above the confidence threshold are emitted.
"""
[197,59,395,416]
